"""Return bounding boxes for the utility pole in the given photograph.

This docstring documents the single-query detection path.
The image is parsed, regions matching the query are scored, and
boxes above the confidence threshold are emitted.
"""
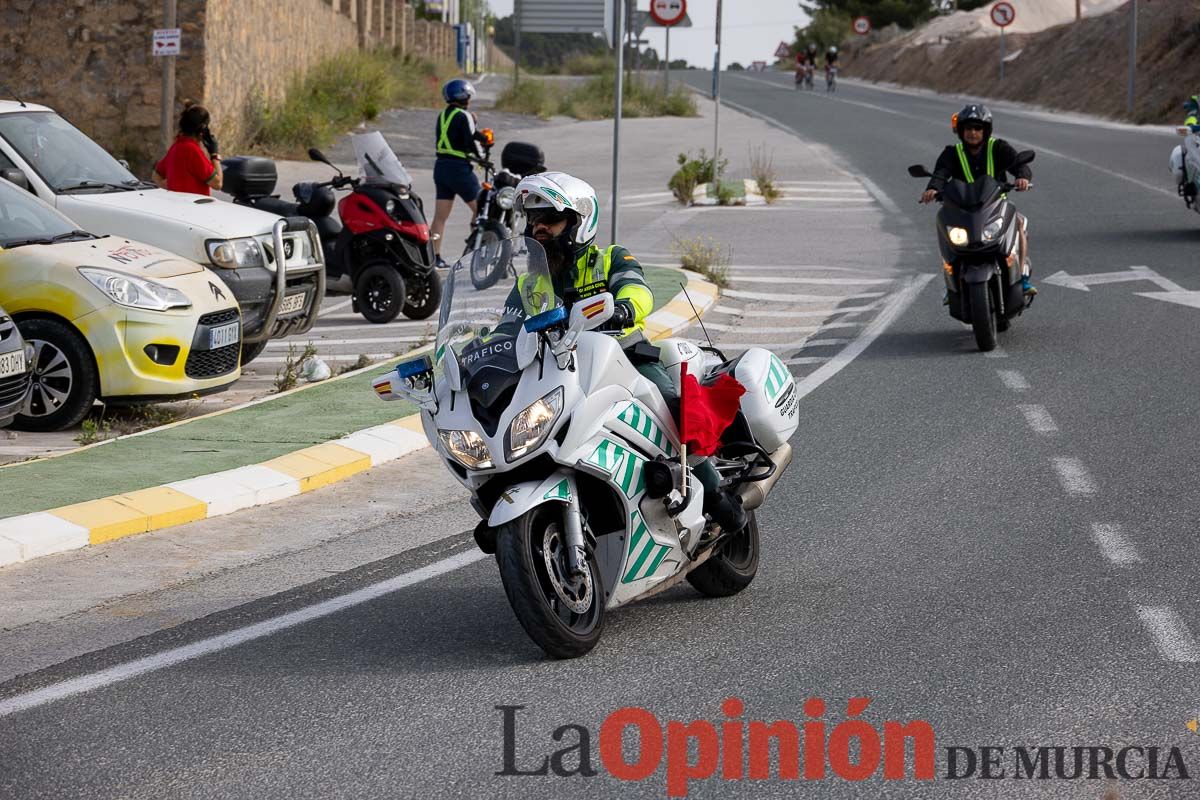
[611,0,625,243]
[1126,0,1137,115]
[514,0,521,86]
[1076,0,1081,21]
[712,0,723,184]
[159,0,177,158]
[664,25,671,92]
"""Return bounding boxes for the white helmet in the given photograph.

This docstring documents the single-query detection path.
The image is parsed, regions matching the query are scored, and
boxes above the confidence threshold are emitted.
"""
[516,171,600,251]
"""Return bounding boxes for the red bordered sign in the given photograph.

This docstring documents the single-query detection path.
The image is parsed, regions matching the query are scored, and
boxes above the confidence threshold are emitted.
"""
[650,0,687,27]
[853,16,871,35]
[990,2,1016,28]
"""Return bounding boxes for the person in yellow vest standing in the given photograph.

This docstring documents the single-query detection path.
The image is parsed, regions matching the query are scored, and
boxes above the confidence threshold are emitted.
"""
[432,79,487,268]
[921,104,1035,298]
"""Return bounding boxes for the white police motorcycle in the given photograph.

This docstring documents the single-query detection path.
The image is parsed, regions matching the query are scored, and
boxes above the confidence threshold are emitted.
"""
[374,237,797,658]
[1170,123,1200,216]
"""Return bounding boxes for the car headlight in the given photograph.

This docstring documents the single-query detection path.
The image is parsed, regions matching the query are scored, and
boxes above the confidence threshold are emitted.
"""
[78,268,192,311]
[946,226,969,246]
[496,187,516,210]
[438,429,493,470]
[981,217,1004,242]
[507,387,564,460]
[205,237,264,269]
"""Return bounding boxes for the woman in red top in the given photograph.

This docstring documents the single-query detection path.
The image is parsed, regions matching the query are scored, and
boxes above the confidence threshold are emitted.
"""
[153,102,222,195]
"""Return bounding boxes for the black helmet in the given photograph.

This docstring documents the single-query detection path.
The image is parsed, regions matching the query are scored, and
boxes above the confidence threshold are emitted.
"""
[952,103,993,141]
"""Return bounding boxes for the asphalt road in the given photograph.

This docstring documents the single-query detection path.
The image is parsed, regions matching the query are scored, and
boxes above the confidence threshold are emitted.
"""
[3,75,1200,798]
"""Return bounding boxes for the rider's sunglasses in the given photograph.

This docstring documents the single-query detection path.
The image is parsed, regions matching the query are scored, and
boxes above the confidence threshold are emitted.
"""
[527,208,572,227]
[962,123,986,132]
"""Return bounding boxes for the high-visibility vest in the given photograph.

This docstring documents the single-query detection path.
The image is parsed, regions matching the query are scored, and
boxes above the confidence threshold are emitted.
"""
[517,245,652,335]
[955,138,996,183]
[436,107,469,159]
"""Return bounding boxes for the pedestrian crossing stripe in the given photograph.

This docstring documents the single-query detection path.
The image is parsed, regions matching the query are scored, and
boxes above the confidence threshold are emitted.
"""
[586,438,646,499]
[622,510,670,583]
[764,353,790,401]
[616,402,676,457]
[543,479,571,501]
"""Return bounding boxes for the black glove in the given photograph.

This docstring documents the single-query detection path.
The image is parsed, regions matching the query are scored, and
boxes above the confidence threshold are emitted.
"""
[200,127,219,158]
[606,300,635,331]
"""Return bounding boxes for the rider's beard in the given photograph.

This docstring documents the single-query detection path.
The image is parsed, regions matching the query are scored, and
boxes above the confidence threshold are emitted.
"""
[539,235,571,273]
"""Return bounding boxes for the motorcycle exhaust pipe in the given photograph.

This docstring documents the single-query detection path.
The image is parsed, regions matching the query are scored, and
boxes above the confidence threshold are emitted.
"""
[737,442,793,512]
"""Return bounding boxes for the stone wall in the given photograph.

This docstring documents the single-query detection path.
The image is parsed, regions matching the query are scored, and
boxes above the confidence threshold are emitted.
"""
[203,0,359,148]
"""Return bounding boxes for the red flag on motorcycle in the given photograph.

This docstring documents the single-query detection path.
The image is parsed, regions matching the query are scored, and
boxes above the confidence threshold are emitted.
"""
[678,361,746,457]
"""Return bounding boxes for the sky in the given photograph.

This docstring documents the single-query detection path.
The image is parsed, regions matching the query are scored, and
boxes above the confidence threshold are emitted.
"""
[486,0,811,69]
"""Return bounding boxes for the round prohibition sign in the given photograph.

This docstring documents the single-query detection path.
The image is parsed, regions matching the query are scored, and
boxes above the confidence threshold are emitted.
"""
[650,0,687,27]
[853,16,871,35]
[990,2,1016,28]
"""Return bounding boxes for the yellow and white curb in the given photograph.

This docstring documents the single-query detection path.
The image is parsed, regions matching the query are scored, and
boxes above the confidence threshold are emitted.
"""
[0,273,717,570]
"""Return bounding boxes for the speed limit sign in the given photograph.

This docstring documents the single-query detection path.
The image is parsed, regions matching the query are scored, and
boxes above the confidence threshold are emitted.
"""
[853,16,871,35]
[990,2,1016,27]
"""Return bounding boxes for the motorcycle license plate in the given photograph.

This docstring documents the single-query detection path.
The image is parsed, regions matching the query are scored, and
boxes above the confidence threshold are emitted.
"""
[0,349,25,379]
[209,322,240,350]
[279,292,307,316]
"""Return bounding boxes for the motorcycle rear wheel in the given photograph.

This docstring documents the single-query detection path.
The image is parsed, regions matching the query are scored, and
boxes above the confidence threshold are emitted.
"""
[687,511,760,597]
[968,280,997,352]
[496,505,605,659]
[465,220,512,291]
[402,269,442,320]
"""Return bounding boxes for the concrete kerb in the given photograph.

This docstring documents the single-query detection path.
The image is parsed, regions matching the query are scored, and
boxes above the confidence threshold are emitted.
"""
[0,274,719,570]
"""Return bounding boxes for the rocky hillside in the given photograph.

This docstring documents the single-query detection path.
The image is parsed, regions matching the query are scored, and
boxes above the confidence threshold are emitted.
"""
[843,0,1200,123]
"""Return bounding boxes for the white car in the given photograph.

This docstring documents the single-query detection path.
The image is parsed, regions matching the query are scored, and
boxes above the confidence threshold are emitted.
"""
[0,101,324,362]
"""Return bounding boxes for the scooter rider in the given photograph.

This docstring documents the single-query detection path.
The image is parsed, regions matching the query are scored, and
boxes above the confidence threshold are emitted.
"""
[508,171,748,533]
[920,104,1036,297]
[1173,96,1200,204]
[432,79,488,268]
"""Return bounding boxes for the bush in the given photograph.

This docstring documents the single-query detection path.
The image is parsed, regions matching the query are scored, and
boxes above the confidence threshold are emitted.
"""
[668,150,727,205]
[670,233,731,288]
[494,80,557,119]
[494,73,699,122]
[748,143,781,204]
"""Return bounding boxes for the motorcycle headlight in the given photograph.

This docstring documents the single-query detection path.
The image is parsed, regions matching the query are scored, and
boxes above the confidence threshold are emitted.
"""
[981,217,1004,242]
[507,387,564,461]
[946,226,969,246]
[78,268,192,311]
[438,429,493,470]
[496,187,516,210]
[205,237,264,269]
[385,199,397,216]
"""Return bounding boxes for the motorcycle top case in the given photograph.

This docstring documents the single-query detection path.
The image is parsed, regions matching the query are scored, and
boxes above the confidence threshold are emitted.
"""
[731,348,799,451]
[221,156,278,199]
[501,142,546,177]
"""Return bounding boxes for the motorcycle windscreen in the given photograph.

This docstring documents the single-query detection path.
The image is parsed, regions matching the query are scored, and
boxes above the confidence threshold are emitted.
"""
[435,236,561,370]
[941,175,1005,211]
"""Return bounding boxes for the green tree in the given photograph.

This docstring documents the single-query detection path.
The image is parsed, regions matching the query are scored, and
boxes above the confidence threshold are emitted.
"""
[493,14,608,70]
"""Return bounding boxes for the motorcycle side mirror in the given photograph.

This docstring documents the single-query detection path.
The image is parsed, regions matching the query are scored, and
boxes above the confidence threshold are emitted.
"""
[1014,150,1036,166]
[308,147,331,165]
[373,358,437,410]
[908,164,932,178]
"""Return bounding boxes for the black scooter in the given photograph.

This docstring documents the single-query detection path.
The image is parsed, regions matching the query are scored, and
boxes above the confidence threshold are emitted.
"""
[464,139,545,290]
[908,151,1035,352]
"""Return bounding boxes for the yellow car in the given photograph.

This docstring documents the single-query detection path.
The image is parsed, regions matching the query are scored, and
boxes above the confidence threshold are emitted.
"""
[0,179,242,431]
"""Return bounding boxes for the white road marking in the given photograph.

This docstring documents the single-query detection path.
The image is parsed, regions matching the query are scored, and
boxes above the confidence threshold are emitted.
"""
[983,345,1009,359]
[308,320,436,334]
[704,322,860,334]
[1134,605,1200,663]
[777,180,863,187]
[779,196,875,204]
[998,369,1030,391]
[1018,404,1058,435]
[732,275,893,285]
[724,289,886,303]
[712,304,878,318]
[1051,457,1097,496]
[855,175,904,215]
[785,356,830,366]
[251,353,401,364]
[266,336,428,348]
[0,549,488,718]
[317,298,353,317]
[1090,523,1142,566]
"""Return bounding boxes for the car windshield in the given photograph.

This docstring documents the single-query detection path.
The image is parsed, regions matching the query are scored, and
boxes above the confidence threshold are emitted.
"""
[0,179,92,248]
[434,236,560,370]
[0,111,141,194]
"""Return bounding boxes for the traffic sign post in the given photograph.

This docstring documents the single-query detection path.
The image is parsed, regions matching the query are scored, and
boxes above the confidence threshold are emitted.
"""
[774,41,790,60]
[649,0,687,92]
[853,16,871,36]
[157,0,178,165]
[990,2,1015,80]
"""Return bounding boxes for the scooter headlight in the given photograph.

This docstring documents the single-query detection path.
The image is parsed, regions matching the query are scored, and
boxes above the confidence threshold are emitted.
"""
[946,226,969,246]
[507,387,563,461]
[438,429,493,470]
[981,217,1004,242]
[385,199,397,216]
[496,187,516,210]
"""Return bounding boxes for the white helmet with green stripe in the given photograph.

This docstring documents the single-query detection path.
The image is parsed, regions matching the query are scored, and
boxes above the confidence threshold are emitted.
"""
[516,171,601,251]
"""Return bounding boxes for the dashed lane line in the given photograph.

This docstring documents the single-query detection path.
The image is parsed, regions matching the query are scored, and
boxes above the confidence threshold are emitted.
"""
[1090,523,1143,567]
[1134,604,1200,663]
[998,370,1030,391]
[1051,457,1098,496]
[1018,404,1058,435]
[983,346,1009,359]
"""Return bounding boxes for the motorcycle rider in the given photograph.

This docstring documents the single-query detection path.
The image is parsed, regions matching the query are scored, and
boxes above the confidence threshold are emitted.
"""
[920,104,1035,297]
[432,79,488,269]
[825,45,838,74]
[506,171,747,533]
[1174,96,1200,204]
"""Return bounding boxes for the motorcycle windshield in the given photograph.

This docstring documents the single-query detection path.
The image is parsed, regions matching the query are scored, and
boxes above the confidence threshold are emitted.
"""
[942,176,1004,211]
[434,236,560,370]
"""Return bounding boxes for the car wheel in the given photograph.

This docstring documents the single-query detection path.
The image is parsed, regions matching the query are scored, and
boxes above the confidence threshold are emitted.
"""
[13,319,99,432]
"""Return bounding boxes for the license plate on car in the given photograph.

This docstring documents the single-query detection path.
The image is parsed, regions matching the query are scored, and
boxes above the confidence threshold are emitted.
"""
[209,322,240,350]
[279,292,307,316]
[0,350,25,379]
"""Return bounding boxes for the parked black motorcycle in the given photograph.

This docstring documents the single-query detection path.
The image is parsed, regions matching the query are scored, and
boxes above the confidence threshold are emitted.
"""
[224,149,441,324]
[464,139,545,290]
[908,151,1035,352]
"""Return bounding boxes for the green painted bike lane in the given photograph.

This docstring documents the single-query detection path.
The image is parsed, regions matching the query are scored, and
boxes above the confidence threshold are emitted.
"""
[0,267,685,519]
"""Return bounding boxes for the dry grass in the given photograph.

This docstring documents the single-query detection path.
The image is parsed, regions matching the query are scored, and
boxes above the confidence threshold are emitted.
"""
[748,144,782,204]
[669,233,732,288]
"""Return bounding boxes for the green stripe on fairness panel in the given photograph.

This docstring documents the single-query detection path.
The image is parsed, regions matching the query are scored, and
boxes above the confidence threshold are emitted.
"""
[623,511,664,583]
[543,479,571,501]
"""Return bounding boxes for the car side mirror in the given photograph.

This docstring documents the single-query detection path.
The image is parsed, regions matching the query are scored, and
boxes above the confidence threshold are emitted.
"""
[1,168,30,192]
[908,164,932,178]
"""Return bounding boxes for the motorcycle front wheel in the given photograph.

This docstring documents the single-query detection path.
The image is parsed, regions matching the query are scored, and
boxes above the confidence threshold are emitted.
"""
[968,280,997,352]
[402,269,443,320]
[687,511,760,597]
[496,505,605,659]
[355,262,406,324]
[464,220,512,291]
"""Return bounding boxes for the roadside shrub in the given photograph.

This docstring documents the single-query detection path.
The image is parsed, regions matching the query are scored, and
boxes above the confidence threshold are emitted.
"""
[748,143,781,203]
[670,233,731,288]
[668,149,727,205]
[494,80,557,119]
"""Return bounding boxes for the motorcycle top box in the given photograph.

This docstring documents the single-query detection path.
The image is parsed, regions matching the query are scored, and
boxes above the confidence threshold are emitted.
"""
[500,142,546,178]
[221,156,278,200]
